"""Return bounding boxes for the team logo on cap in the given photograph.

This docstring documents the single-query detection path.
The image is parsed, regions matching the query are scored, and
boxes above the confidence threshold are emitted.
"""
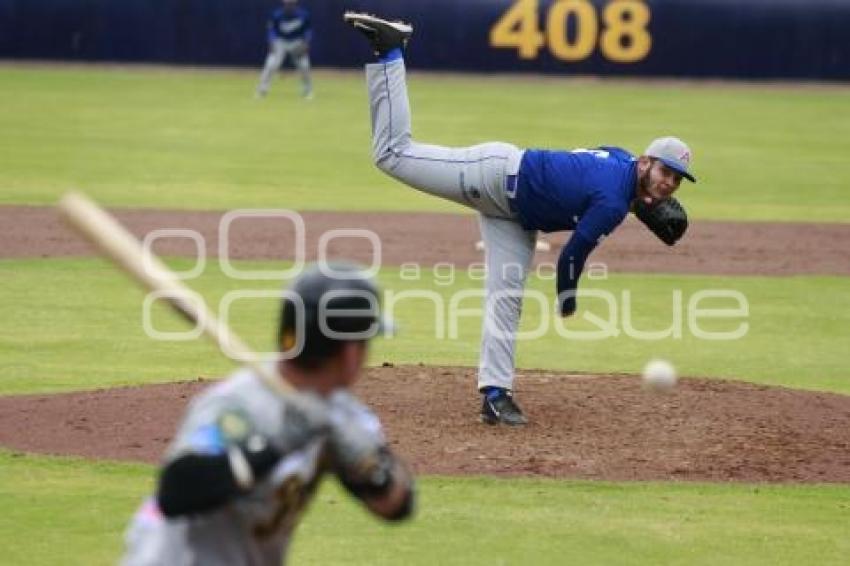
[679,150,691,164]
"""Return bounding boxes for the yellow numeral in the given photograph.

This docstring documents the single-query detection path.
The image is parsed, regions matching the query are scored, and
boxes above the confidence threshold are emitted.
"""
[490,0,652,64]
[547,0,598,62]
[489,0,546,60]
[600,0,652,63]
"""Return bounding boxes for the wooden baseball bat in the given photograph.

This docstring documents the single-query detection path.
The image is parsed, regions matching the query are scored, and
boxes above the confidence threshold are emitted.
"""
[57,191,292,397]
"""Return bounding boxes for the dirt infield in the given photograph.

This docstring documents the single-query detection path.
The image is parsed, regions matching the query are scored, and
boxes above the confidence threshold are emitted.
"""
[2,205,850,275]
[1,366,849,483]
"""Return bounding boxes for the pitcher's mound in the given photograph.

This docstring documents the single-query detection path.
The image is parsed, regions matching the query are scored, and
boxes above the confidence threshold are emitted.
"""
[1,366,849,483]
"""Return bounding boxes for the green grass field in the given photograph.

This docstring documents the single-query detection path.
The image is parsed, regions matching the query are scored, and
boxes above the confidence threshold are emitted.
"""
[1,258,848,395]
[2,452,849,566]
[1,64,848,565]
[1,65,849,220]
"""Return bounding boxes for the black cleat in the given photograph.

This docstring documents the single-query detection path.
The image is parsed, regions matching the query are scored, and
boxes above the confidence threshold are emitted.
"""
[343,12,413,57]
[480,390,528,426]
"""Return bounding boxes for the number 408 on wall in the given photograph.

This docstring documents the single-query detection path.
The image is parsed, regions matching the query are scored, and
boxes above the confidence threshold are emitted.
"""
[490,0,651,63]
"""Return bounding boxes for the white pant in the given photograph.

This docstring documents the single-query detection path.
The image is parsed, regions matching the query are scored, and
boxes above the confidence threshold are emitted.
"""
[258,39,312,96]
[366,60,537,391]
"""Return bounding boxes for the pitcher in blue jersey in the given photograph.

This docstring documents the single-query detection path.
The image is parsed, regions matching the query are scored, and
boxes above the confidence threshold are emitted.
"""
[257,0,313,99]
[345,12,696,426]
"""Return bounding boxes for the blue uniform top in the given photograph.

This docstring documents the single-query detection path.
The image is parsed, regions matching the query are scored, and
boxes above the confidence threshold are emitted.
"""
[268,6,312,42]
[516,146,638,315]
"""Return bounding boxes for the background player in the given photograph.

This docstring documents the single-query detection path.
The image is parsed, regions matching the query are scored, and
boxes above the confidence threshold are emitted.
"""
[122,264,414,565]
[344,12,694,426]
[256,0,313,99]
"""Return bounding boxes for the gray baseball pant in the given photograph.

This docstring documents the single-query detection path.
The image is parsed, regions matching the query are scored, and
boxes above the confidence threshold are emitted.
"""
[258,39,312,96]
[366,59,537,392]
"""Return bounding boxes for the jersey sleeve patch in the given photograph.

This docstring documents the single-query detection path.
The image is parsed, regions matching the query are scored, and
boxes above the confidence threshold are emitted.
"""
[217,410,253,444]
[186,410,254,455]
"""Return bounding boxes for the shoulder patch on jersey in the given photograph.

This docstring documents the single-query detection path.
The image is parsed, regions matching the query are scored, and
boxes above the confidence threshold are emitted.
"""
[188,410,255,455]
[217,410,254,444]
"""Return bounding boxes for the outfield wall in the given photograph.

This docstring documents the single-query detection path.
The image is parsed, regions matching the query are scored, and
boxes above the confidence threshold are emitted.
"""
[1,0,849,80]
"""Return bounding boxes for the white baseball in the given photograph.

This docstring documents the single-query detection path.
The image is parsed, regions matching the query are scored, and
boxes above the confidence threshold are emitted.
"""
[642,359,677,391]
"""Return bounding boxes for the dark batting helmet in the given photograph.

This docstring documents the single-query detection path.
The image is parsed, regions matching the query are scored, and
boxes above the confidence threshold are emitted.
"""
[278,262,392,367]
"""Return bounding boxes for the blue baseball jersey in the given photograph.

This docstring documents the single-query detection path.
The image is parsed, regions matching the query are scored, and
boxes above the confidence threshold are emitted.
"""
[268,6,312,42]
[515,146,638,314]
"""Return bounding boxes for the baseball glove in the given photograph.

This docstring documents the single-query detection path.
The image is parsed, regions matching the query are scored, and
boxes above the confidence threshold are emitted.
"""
[634,196,688,246]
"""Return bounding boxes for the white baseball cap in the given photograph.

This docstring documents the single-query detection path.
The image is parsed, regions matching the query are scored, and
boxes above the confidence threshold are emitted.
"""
[644,136,696,183]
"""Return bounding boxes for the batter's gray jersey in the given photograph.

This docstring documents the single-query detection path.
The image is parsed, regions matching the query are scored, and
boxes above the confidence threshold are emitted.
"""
[122,366,385,566]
